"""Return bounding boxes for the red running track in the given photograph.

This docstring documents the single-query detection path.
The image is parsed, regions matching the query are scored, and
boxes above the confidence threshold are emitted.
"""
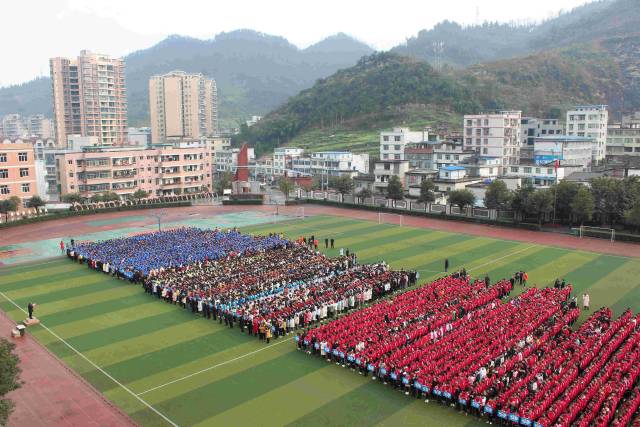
[2,204,638,258]
[0,311,136,427]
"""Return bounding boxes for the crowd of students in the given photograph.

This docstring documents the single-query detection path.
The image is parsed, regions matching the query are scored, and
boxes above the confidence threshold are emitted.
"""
[70,227,288,277]
[143,242,415,342]
[299,276,640,427]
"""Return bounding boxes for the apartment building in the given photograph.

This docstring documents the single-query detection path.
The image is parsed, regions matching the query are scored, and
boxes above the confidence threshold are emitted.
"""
[50,50,128,147]
[1,114,28,139]
[464,111,522,169]
[57,141,212,198]
[273,147,305,176]
[373,160,410,193]
[565,105,608,163]
[606,112,640,159]
[0,142,38,202]
[520,117,564,160]
[149,71,218,144]
[309,151,369,177]
[379,127,428,161]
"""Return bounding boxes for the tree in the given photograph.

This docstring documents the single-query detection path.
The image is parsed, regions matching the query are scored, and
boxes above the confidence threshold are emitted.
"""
[131,189,149,200]
[570,186,595,226]
[590,177,624,225]
[27,195,45,211]
[330,175,354,195]
[101,192,120,202]
[215,172,234,196]
[0,338,21,426]
[624,204,640,232]
[526,189,554,226]
[62,192,84,204]
[89,194,103,203]
[356,187,372,201]
[511,184,535,221]
[386,176,404,200]
[417,179,436,204]
[448,189,476,211]
[484,179,512,210]
[551,181,579,223]
[279,178,294,200]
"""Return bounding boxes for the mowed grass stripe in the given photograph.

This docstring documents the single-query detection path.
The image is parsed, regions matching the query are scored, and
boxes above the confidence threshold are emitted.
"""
[132,351,326,426]
[356,232,464,265]
[197,362,368,426]
[1,264,96,290]
[415,240,521,275]
[285,380,413,427]
[520,251,600,288]
[66,309,209,353]
[0,257,68,277]
[375,402,485,427]
[380,235,487,271]
[9,274,118,306]
[483,246,565,284]
[241,215,351,236]
[3,269,106,299]
[78,316,226,366]
[53,300,178,338]
[592,260,640,316]
[118,334,293,396]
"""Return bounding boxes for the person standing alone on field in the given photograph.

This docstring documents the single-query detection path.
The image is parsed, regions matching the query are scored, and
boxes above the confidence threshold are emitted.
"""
[325,238,329,249]
[59,240,65,254]
[582,293,590,310]
[444,258,449,273]
[27,302,36,319]
[522,272,528,286]
[330,238,334,249]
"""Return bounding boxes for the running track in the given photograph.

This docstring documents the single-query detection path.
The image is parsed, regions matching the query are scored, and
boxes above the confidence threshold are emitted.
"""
[0,309,136,427]
[2,204,639,257]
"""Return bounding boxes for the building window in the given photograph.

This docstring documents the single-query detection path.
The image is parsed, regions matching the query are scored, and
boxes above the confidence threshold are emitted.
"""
[21,183,30,193]
[383,136,389,142]
[394,136,401,142]
[0,153,6,162]
[524,167,532,173]
[68,160,73,165]
[383,145,389,150]
[0,169,7,179]
[394,154,400,160]
[0,185,8,194]
[18,152,28,162]
[394,145,401,150]
[19,168,29,177]
[383,154,388,159]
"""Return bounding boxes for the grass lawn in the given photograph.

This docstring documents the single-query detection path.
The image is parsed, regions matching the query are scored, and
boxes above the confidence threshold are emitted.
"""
[1,214,639,426]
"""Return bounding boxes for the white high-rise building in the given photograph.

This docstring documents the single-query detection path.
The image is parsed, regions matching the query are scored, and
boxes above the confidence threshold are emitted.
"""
[463,111,522,170]
[566,105,608,163]
[1,114,28,138]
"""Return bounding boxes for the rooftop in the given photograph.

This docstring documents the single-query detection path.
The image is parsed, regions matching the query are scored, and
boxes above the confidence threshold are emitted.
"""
[442,165,466,171]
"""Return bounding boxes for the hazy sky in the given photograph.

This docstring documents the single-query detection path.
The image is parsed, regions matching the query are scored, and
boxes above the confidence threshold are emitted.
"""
[2,0,592,87]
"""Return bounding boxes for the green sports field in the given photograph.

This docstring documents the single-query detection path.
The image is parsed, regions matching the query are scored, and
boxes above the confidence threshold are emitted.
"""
[1,214,640,426]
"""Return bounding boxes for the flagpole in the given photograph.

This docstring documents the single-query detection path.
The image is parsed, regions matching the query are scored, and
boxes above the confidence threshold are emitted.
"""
[552,160,558,224]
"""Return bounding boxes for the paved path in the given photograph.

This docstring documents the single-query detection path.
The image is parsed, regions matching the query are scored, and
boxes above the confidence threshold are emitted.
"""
[0,310,136,427]
[1,204,639,257]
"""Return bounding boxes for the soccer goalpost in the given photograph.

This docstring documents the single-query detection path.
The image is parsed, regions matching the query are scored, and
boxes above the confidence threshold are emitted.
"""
[378,212,403,227]
[271,206,305,224]
[579,225,615,242]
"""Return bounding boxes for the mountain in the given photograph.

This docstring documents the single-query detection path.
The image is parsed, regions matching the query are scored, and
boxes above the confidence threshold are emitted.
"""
[238,52,479,156]
[241,40,633,156]
[391,0,636,67]
[0,30,373,128]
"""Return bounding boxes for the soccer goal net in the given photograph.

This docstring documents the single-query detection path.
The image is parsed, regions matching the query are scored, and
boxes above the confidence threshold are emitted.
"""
[294,207,305,220]
[378,212,403,227]
[579,226,615,242]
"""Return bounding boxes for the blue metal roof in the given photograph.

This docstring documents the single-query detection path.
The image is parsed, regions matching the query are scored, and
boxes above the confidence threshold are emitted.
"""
[442,165,466,171]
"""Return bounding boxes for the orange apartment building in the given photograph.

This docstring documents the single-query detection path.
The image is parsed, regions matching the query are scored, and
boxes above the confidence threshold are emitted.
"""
[0,142,38,202]
[57,141,212,199]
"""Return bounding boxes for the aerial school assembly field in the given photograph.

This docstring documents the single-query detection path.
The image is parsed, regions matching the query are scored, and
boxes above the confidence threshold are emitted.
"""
[1,209,640,426]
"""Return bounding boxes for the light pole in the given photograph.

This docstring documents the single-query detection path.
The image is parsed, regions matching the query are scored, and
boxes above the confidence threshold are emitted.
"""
[149,211,167,232]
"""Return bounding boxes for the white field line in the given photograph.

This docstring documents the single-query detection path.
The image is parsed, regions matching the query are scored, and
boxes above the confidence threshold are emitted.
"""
[0,291,178,427]
[136,336,293,396]
[468,244,538,273]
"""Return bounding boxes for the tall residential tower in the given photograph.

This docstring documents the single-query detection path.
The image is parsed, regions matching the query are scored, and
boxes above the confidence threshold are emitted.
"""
[50,50,128,147]
[149,71,218,144]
